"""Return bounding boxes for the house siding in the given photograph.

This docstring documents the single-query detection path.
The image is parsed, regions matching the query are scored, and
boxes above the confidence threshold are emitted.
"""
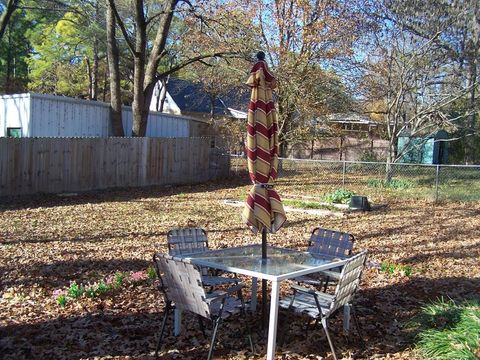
[0,93,208,138]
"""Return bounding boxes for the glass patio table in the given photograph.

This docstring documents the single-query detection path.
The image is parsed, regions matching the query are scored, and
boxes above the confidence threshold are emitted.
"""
[176,244,346,360]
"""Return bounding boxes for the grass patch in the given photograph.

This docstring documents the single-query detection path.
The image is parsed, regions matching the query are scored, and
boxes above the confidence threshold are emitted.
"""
[367,179,416,189]
[380,262,413,277]
[282,199,336,211]
[406,298,480,360]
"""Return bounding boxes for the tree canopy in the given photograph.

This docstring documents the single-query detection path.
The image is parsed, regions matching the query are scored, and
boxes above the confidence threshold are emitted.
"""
[0,0,478,163]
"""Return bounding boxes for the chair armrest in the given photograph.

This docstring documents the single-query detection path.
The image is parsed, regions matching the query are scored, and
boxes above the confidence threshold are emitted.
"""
[291,284,317,295]
[317,270,341,279]
[205,283,245,304]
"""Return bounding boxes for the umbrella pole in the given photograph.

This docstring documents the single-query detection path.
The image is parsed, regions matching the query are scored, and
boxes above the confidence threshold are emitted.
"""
[262,228,267,330]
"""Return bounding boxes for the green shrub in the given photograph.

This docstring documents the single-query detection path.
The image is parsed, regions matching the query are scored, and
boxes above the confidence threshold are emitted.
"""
[67,282,84,299]
[114,272,126,289]
[85,286,97,298]
[96,280,110,294]
[406,298,480,360]
[380,262,413,277]
[324,189,355,204]
[56,294,67,306]
[147,266,157,280]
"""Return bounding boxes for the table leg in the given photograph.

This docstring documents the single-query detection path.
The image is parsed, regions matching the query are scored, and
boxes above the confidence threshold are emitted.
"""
[251,277,258,312]
[174,309,182,336]
[266,280,280,360]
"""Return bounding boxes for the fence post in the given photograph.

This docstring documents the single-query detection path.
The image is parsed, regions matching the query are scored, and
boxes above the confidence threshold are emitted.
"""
[435,164,440,202]
[342,160,346,188]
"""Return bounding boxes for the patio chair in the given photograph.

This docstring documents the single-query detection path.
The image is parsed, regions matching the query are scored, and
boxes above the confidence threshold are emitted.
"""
[294,227,355,291]
[153,252,254,360]
[279,250,368,360]
[167,227,239,288]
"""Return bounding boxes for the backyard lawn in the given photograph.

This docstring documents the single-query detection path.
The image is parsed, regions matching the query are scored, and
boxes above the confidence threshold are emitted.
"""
[1,175,479,359]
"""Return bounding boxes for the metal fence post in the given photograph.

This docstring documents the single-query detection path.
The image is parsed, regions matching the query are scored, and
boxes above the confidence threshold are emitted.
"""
[435,164,440,202]
[342,160,346,188]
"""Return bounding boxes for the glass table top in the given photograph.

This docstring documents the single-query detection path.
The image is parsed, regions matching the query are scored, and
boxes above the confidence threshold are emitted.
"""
[182,244,345,281]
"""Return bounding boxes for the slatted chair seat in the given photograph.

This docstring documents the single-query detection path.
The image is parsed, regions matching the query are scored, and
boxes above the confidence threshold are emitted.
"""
[294,228,355,290]
[167,228,239,288]
[279,288,334,318]
[280,251,368,360]
[153,253,254,360]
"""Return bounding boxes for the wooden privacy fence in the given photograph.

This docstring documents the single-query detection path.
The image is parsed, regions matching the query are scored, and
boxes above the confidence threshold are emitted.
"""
[0,137,229,197]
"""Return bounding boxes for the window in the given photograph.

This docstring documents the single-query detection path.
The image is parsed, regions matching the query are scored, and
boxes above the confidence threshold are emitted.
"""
[7,128,22,138]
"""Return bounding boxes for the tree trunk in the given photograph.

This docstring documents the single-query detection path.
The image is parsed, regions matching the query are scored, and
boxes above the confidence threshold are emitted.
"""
[134,0,178,136]
[106,1,124,136]
[131,0,148,137]
[86,58,93,99]
[464,50,478,164]
[385,137,397,182]
[5,24,13,93]
[91,3,100,101]
[157,77,169,112]
[91,38,99,100]
[0,0,18,41]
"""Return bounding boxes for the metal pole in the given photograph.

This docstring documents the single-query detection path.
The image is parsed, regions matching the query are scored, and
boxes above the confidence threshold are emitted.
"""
[435,164,440,202]
[342,160,346,188]
[262,228,267,259]
[262,228,267,330]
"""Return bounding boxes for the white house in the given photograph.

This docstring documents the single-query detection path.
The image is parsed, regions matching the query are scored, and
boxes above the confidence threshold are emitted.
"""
[0,93,210,138]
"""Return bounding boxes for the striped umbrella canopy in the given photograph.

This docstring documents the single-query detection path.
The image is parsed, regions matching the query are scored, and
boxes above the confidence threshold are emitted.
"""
[242,59,286,239]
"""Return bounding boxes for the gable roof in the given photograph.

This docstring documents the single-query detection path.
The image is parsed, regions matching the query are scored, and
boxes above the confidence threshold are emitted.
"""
[164,78,249,118]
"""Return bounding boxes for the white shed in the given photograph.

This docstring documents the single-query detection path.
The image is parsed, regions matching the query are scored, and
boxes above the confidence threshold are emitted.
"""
[0,93,208,138]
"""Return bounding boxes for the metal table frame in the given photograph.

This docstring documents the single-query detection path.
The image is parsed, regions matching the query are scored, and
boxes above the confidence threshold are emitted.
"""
[175,244,346,360]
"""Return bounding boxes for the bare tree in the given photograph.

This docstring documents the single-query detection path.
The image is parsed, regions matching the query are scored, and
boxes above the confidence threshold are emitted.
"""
[384,0,480,163]
[361,13,472,178]
[107,0,250,136]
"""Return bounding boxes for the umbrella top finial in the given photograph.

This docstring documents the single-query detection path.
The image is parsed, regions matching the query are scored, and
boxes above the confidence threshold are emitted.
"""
[256,51,266,61]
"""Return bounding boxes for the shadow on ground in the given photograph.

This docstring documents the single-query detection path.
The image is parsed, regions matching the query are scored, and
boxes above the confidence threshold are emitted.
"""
[0,176,249,213]
[1,276,478,359]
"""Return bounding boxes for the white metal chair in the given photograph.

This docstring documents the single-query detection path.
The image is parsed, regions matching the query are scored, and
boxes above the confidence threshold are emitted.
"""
[167,228,239,287]
[153,252,253,359]
[294,227,355,291]
[279,250,367,360]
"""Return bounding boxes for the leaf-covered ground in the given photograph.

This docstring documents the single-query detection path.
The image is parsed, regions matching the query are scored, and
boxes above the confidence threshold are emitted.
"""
[1,176,479,359]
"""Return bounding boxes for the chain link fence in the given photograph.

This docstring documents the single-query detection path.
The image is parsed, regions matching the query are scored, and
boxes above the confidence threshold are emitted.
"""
[230,155,480,202]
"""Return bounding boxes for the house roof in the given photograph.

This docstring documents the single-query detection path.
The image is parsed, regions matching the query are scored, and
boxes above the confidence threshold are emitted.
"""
[165,78,249,119]
[324,112,379,126]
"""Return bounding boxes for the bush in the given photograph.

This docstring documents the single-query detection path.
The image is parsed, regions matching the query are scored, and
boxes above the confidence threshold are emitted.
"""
[324,189,355,204]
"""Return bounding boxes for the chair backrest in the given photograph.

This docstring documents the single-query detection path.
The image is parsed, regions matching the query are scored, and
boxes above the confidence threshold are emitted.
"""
[327,250,367,316]
[167,228,208,256]
[307,227,355,259]
[153,252,211,319]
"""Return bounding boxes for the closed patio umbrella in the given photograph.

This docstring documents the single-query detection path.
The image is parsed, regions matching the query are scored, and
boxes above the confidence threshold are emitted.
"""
[242,51,286,257]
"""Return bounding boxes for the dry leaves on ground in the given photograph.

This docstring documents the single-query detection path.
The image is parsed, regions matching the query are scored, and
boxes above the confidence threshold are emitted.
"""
[1,176,479,359]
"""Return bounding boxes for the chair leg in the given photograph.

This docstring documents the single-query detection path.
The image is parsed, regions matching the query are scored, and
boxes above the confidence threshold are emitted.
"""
[207,317,222,360]
[240,297,254,353]
[321,317,338,360]
[155,304,172,359]
[351,307,365,349]
[198,315,206,336]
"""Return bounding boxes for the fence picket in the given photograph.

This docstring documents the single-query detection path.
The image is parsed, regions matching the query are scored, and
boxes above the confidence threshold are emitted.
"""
[0,137,223,196]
